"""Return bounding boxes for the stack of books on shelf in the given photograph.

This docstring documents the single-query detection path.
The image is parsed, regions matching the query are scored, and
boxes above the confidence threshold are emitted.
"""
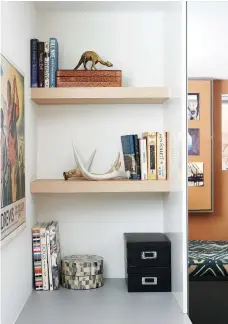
[32,221,61,291]
[30,38,58,88]
[121,132,167,181]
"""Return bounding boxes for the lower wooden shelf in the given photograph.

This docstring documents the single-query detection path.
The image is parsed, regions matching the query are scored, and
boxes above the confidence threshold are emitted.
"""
[30,179,170,194]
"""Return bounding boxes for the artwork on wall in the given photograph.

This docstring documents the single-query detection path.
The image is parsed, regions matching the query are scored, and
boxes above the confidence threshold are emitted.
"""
[0,55,26,246]
[188,93,200,120]
[222,95,228,171]
[188,128,200,156]
[188,162,204,187]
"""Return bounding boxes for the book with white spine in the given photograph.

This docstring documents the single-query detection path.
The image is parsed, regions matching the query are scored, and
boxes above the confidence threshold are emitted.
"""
[139,138,148,180]
[44,42,49,88]
[40,223,49,290]
[46,222,53,291]
[49,221,61,290]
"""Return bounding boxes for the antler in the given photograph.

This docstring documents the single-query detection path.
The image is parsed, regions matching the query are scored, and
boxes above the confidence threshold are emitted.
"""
[63,148,97,180]
[73,144,130,181]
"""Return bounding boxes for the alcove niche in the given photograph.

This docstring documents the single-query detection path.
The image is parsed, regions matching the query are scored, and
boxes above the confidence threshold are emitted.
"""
[7,1,188,323]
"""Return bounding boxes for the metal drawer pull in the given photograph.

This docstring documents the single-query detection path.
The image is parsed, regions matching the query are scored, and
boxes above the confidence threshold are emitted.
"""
[142,277,158,285]
[141,251,157,259]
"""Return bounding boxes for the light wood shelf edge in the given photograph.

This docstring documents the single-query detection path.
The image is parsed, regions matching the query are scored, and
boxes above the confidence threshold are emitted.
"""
[30,87,169,105]
[30,179,170,194]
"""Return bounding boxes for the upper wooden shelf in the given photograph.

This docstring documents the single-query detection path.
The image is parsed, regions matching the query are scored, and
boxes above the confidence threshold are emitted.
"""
[30,87,169,105]
[31,179,170,194]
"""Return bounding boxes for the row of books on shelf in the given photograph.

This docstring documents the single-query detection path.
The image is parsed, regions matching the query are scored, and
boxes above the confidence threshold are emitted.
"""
[121,132,167,180]
[30,38,58,88]
[32,221,61,291]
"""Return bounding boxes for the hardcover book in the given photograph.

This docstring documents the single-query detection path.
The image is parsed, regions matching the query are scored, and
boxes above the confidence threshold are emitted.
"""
[134,135,141,180]
[157,132,167,180]
[30,39,39,87]
[44,42,49,88]
[139,138,147,180]
[46,222,53,291]
[121,135,137,180]
[38,42,45,87]
[40,223,49,290]
[32,223,43,290]
[143,132,157,180]
[49,221,61,290]
[49,38,58,87]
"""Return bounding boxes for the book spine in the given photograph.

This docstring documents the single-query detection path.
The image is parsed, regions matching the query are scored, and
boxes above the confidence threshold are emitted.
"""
[32,225,43,290]
[46,224,53,291]
[121,135,137,180]
[134,135,141,180]
[157,132,167,180]
[40,224,49,290]
[44,42,49,88]
[30,39,38,87]
[38,42,45,87]
[139,138,148,180]
[49,38,58,88]
[143,132,157,180]
[49,221,60,290]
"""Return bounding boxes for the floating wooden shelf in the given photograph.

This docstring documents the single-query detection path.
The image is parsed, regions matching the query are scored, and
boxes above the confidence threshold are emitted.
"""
[30,87,169,105]
[30,179,170,194]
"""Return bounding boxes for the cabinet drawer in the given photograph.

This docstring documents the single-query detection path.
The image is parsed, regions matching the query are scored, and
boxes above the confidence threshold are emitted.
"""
[127,244,171,268]
[127,268,171,292]
[124,233,171,268]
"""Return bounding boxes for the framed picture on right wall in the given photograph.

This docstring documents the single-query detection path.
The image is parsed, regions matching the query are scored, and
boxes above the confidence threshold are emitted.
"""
[188,79,213,212]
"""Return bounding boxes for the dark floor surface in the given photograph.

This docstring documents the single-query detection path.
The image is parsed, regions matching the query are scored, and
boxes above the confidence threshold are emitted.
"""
[189,281,228,324]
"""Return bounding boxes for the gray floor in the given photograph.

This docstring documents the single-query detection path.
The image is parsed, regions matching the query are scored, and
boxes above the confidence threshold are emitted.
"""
[16,279,192,324]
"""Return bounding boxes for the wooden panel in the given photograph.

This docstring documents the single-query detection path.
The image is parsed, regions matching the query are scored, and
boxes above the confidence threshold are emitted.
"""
[30,87,169,105]
[188,80,212,212]
[189,80,228,240]
[30,179,170,194]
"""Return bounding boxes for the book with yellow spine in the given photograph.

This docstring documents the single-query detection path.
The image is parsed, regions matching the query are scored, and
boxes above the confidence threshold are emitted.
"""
[157,132,167,180]
[143,132,157,180]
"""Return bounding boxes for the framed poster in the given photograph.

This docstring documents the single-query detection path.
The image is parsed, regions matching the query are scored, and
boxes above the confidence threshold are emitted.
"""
[1,54,26,246]
[188,79,213,212]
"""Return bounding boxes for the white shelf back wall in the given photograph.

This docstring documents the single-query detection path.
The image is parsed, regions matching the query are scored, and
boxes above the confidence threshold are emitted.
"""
[36,4,167,278]
[163,2,188,314]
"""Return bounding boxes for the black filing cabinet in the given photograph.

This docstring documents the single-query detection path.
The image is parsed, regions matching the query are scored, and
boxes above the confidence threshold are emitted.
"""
[124,233,171,292]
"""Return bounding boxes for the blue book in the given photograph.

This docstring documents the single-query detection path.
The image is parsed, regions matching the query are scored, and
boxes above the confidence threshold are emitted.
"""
[30,39,38,87]
[49,38,58,87]
[121,135,137,180]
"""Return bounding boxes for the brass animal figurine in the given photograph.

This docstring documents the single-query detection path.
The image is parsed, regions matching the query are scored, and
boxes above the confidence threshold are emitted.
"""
[74,51,113,70]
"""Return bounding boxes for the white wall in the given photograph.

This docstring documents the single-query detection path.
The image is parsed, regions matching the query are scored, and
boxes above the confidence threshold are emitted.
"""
[188,1,228,78]
[163,2,188,313]
[35,3,167,278]
[1,2,37,324]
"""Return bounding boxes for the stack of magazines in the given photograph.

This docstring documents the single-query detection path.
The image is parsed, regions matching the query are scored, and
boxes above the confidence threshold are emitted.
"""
[32,221,61,291]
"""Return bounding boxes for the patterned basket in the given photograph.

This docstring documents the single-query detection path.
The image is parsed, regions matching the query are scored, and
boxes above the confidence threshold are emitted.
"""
[61,255,104,290]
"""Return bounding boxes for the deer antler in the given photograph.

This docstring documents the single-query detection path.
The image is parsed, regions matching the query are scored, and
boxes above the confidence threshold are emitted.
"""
[73,144,130,181]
